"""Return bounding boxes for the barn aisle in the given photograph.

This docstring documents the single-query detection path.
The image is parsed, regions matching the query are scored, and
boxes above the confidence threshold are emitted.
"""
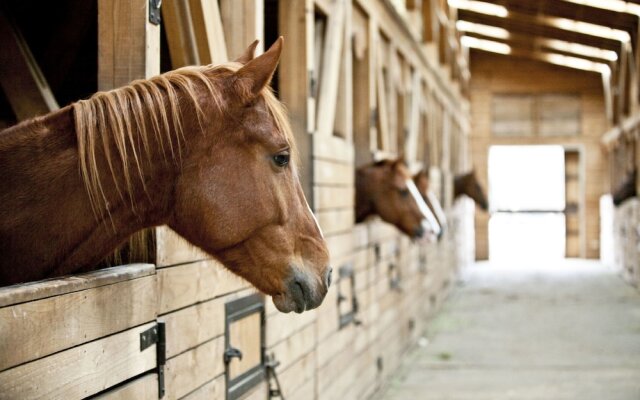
[375,260,640,400]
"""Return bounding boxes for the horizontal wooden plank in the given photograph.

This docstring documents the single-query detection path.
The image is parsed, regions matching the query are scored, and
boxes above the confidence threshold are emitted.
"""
[316,208,355,235]
[164,336,225,400]
[265,307,316,347]
[313,186,355,211]
[0,322,157,400]
[269,322,316,371]
[313,160,354,186]
[324,231,354,259]
[94,373,158,400]
[158,260,251,314]
[0,274,156,371]
[156,226,210,267]
[313,134,355,163]
[0,263,154,307]
[180,374,224,400]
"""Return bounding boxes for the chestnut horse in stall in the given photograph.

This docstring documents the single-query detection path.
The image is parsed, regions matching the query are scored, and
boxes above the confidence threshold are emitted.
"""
[0,39,331,313]
[454,170,489,211]
[356,159,440,239]
[413,169,447,238]
[612,169,637,206]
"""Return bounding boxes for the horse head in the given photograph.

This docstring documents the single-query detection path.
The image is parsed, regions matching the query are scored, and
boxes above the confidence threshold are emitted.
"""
[454,169,488,211]
[356,159,438,239]
[160,39,331,313]
[612,169,637,206]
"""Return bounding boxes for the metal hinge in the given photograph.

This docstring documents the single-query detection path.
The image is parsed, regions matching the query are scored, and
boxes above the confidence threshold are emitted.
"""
[140,321,166,398]
[265,353,285,399]
[149,0,162,25]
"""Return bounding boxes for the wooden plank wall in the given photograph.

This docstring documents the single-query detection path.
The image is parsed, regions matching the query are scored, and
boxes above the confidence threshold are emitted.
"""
[0,0,474,399]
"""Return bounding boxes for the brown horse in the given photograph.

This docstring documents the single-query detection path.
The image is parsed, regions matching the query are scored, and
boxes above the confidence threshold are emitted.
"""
[613,168,637,206]
[356,159,439,239]
[413,169,447,238]
[454,170,489,211]
[0,39,331,314]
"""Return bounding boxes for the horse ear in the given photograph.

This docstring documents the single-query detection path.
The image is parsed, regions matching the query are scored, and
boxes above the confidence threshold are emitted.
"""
[234,39,260,64]
[233,37,283,101]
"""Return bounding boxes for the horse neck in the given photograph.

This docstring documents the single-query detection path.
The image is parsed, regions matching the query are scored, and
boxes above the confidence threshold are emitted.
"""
[0,91,186,284]
[453,174,467,198]
[355,168,375,222]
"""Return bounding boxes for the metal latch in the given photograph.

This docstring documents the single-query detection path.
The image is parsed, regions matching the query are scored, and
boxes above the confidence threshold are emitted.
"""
[139,321,166,398]
[224,347,243,363]
[149,0,162,25]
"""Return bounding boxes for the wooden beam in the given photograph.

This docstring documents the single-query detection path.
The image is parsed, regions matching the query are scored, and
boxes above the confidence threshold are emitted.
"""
[162,0,200,67]
[188,0,228,65]
[279,0,315,204]
[0,10,58,120]
[98,0,160,89]
[406,72,422,163]
[458,9,623,53]
[220,0,264,58]
[333,0,353,141]
[316,0,346,137]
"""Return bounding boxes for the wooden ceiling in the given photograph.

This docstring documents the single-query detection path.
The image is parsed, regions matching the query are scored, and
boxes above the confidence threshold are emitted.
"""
[452,0,640,122]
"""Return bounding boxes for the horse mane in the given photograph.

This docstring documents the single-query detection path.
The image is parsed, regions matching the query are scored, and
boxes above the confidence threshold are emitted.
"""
[73,62,295,218]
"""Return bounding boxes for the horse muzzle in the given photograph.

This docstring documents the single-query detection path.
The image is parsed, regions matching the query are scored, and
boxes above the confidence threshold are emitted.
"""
[272,267,332,313]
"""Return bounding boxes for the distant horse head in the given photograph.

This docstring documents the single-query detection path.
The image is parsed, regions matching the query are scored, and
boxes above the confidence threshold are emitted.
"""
[356,159,438,239]
[413,169,446,239]
[613,169,637,206]
[0,39,330,313]
[454,169,488,211]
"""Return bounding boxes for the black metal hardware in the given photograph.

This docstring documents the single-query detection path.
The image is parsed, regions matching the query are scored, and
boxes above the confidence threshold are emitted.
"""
[337,264,360,329]
[374,243,381,262]
[139,321,166,398]
[225,294,266,400]
[149,0,162,25]
[309,73,317,97]
[376,356,384,373]
[140,325,158,352]
[224,347,243,363]
[389,263,402,292]
[371,107,378,126]
[265,353,285,399]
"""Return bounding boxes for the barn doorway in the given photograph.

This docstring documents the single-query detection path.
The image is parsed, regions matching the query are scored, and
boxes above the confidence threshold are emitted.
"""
[488,145,576,262]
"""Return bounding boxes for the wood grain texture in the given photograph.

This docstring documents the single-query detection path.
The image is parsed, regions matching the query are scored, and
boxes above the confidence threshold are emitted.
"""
[0,322,157,400]
[0,274,156,371]
[94,373,158,400]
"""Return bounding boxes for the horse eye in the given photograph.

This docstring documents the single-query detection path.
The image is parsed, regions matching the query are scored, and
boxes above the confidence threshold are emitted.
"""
[399,189,410,198]
[273,152,290,167]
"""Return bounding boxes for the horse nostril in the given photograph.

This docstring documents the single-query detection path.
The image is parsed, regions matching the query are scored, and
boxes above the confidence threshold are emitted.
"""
[414,226,425,238]
[325,267,333,289]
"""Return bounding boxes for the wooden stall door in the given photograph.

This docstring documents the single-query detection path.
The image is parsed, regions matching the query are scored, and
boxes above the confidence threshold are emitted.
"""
[565,150,581,258]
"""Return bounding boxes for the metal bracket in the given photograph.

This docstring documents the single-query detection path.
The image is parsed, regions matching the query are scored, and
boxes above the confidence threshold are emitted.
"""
[139,321,166,398]
[149,0,162,25]
[265,353,285,399]
[224,347,243,363]
[309,73,317,97]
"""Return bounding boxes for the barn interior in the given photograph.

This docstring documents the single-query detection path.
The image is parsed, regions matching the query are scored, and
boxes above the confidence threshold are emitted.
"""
[0,0,639,399]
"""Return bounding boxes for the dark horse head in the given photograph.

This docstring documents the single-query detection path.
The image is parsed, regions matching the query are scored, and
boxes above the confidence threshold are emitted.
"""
[0,39,331,313]
[356,159,440,239]
[454,169,488,211]
[613,169,637,206]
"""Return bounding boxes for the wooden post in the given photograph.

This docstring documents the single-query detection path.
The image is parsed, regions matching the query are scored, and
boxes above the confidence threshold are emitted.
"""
[316,0,345,137]
[279,0,315,204]
[188,0,228,65]
[98,0,160,90]
[220,0,265,58]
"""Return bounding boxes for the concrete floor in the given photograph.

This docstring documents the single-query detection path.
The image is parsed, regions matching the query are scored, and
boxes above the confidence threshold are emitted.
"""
[375,259,640,400]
